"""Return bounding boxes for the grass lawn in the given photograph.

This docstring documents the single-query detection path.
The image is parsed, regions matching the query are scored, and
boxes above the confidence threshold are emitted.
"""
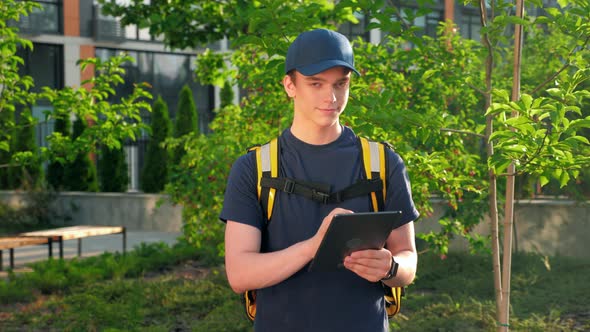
[0,241,588,331]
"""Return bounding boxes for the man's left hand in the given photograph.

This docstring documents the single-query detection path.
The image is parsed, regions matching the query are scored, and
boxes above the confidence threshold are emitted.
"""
[343,248,392,282]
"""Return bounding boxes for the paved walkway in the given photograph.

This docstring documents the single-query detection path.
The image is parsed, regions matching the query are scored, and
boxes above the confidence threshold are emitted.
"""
[1,231,181,274]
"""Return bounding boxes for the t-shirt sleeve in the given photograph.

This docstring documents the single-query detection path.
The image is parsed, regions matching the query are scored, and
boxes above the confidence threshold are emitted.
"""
[219,152,265,230]
[385,149,420,224]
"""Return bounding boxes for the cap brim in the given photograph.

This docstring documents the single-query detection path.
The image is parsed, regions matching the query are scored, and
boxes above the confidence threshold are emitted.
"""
[296,60,360,76]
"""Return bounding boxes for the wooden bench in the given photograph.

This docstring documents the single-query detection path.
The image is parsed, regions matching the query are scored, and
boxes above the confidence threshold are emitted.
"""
[0,236,52,271]
[20,225,126,260]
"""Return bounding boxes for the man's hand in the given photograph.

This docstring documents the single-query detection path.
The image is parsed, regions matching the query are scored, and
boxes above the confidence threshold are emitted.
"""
[310,208,353,256]
[343,248,392,282]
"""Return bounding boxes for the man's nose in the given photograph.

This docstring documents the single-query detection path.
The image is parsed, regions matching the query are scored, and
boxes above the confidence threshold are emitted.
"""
[325,87,337,103]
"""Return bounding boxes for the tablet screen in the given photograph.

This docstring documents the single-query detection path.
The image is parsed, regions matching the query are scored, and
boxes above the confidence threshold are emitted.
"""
[308,211,403,272]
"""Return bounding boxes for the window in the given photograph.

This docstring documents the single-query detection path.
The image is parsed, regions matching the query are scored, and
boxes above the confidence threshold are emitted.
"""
[93,0,161,42]
[16,43,64,148]
[459,7,482,41]
[338,12,370,42]
[392,5,443,39]
[11,0,62,35]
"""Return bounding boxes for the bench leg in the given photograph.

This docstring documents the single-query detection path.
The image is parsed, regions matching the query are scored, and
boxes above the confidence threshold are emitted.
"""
[47,238,53,260]
[78,238,82,257]
[0,250,3,271]
[122,228,127,254]
[9,249,14,269]
[48,239,53,258]
[59,236,64,259]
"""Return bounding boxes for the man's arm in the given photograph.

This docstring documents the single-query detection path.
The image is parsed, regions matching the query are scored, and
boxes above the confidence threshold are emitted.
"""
[382,221,417,287]
[343,221,417,286]
[224,221,315,294]
[225,208,353,294]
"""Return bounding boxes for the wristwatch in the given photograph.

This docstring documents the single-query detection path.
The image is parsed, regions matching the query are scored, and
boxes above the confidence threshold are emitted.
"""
[381,256,399,281]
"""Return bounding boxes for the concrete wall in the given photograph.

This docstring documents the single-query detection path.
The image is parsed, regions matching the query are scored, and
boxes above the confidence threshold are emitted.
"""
[0,191,182,232]
[415,198,590,258]
[1,191,589,257]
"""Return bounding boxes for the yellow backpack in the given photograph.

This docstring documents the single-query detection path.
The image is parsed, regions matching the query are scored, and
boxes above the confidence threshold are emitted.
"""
[244,136,404,321]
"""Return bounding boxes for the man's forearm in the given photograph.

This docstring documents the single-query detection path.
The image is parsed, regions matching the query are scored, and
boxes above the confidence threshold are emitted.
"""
[226,238,316,294]
[381,250,417,287]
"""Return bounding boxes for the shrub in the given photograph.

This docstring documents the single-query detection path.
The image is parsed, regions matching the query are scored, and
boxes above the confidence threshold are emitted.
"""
[220,80,234,109]
[63,117,98,192]
[9,109,43,189]
[0,108,14,189]
[46,115,71,190]
[172,85,198,165]
[98,144,129,192]
[140,96,172,193]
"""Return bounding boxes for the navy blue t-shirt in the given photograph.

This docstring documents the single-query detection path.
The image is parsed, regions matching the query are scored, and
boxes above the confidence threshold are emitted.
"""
[220,126,419,332]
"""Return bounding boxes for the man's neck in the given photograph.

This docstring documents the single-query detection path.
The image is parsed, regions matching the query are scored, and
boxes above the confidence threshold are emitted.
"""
[290,122,342,145]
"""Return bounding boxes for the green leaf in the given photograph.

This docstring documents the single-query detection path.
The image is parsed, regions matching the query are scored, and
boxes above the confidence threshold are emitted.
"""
[0,141,9,152]
[556,0,569,9]
[539,175,549,187]
[520,94,533,110]
[492,89,510,103]
[559,170,570,188]
[422,69,438,80]
[503,15,529,26]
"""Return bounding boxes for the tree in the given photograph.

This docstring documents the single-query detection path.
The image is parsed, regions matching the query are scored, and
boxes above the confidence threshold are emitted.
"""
[98,144,129,193]
[0,0,37,188]
[46,115,71,190]
[140,96,172,193]
[0,109,14,189]
[9,109,43,189]
[220,80,235,109]
[172,85,198,164]
[63,117,99,192]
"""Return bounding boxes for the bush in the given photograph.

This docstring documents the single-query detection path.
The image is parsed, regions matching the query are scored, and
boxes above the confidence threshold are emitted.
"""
[140,96,172,193]
[172,85,198,165]
[0,108,14,189]
[9,109,43,189]
[46,115,71,190]
[63,117,98,192]
[220,80,234,109]
[98,144,129,193]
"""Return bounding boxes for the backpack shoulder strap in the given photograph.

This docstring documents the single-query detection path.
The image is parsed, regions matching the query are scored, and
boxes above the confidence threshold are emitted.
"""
[358,136,387,212]
[249,137,279,221]
[358,136,406,319]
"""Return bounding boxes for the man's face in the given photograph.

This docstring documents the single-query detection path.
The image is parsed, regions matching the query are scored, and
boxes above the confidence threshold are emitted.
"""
[284,66,351,130]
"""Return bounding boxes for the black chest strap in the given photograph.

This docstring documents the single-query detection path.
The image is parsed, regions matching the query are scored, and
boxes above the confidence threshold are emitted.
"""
[260,177,383,204]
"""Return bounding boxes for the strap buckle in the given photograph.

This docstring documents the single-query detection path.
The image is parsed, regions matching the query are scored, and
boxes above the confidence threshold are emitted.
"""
[283,179,295,194]
[312,190,330,204]
[330,191,342,203]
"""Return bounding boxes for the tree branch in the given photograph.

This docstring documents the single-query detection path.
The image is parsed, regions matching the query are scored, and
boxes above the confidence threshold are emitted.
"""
[529,35,590,95]
[440,128,485,138]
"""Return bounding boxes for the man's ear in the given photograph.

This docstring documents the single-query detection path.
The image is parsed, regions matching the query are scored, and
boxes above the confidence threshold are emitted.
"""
[283,75,296,98]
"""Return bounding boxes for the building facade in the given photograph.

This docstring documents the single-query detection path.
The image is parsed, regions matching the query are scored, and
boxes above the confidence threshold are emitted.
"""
[13,0,216,191]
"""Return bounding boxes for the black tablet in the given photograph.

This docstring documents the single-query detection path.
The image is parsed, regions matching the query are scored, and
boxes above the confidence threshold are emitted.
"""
[308,211,404,272]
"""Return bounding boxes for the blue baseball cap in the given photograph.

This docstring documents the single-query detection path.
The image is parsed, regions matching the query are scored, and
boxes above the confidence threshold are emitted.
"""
[285,29,360,76]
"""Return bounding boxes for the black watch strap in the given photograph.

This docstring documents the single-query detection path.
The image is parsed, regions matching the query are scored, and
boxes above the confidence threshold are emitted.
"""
[381,256,399,281]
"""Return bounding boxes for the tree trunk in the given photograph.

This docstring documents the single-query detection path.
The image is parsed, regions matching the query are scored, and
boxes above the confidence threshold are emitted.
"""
[479,0,503,318]
[498,1,525,331]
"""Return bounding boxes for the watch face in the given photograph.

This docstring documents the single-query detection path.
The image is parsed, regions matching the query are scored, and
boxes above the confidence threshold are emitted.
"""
[382,256,398,281]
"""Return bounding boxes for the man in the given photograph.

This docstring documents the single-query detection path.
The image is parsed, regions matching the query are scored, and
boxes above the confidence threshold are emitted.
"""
[220,28,419,331]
